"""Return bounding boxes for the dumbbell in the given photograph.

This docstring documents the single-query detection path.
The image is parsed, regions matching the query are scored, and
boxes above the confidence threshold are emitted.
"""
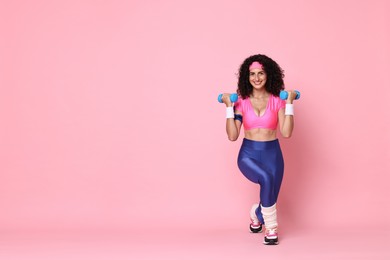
[280,90,301,100]
[218,93,238,103]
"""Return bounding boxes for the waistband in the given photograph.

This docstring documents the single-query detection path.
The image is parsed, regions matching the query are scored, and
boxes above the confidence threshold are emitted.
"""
[241,138,280,150]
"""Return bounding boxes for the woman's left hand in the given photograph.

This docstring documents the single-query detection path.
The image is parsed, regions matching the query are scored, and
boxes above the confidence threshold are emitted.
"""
[286,90,297,103]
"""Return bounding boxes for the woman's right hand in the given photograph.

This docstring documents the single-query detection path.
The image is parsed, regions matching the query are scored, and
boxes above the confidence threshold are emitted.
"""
[286,90,297,104]
[221,93,233,107]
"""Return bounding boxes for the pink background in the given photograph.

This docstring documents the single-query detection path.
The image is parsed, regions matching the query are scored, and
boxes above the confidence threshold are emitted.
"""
[1,0,389,259]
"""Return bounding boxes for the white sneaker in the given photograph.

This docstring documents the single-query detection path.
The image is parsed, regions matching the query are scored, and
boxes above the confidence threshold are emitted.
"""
[249,204,263,233]
[263,228,279,245]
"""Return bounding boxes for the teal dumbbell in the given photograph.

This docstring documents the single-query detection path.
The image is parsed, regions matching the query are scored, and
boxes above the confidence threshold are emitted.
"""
[280,90,300,100]
[218,93,238,103]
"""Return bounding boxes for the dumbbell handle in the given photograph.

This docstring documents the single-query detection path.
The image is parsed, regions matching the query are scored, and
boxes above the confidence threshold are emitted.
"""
[218,93,238,103]
[280,90,300,100]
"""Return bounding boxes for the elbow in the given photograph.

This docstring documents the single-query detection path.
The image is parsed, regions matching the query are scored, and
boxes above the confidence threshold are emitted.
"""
[228,135,239,142]
[280,125,294,139]
[281,131,293,138]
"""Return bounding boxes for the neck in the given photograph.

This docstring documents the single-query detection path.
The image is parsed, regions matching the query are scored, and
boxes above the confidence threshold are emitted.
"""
[251,89,268,98]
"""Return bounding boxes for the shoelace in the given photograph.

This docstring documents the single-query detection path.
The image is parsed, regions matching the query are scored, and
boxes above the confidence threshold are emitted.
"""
[251,218,259,225]
[266,229,278,237]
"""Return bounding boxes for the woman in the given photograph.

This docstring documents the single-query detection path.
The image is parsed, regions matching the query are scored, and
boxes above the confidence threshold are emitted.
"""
[221,54,297,245]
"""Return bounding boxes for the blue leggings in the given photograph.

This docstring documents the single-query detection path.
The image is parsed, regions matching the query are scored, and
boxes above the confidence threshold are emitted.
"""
[237,138,284,224]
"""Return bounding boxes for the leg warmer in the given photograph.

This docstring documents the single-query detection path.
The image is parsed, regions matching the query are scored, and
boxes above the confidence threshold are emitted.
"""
[261,204,278,230]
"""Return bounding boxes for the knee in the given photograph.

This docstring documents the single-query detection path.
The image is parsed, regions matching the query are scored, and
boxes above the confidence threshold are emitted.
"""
[262,175,275,189]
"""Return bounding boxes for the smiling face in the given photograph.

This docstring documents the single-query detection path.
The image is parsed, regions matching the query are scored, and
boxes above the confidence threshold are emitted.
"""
[249,68,267,90]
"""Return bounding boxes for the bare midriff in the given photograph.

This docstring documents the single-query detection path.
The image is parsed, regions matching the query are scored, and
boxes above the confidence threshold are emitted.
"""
[244,128,277,141]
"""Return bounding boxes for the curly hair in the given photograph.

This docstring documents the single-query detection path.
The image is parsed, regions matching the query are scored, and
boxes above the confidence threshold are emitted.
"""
[237,54,285,99]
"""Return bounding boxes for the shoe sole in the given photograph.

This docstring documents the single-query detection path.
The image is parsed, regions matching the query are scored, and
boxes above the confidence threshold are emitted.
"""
[249,224,263,233]
[263,238,279,245]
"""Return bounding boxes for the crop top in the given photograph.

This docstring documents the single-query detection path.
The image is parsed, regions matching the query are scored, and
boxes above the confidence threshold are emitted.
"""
[234,95,286,130]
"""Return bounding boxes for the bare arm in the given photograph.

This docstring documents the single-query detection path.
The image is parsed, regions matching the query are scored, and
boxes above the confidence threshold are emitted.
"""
[278,91,297,138]
[221,94,242,141]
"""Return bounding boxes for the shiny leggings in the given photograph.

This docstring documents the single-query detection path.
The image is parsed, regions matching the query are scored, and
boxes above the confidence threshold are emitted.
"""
[237,138,284,224]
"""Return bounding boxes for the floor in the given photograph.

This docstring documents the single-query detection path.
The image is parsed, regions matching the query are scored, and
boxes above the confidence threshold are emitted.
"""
[1,227,389,260]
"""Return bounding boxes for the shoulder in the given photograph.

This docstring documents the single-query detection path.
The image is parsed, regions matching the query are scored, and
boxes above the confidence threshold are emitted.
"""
[234,96,245,103]
[270,94,285,109]
[239,96,250,102]
[236,96,250,106]
[234,96,248,112]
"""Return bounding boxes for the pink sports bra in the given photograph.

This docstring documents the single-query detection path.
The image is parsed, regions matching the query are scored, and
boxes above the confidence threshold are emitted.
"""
[234,95,285,130]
